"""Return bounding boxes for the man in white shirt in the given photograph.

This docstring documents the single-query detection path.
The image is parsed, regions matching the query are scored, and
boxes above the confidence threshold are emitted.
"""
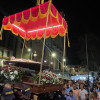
[79,83,88,100]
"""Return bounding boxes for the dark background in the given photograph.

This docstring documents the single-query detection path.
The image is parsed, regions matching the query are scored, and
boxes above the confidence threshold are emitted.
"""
[0,0,100,71]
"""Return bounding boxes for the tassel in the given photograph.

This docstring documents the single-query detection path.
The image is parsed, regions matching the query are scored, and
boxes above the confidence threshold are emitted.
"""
[0,26,3,40]
[68,40,70,47]
[66,26,70,47]
[37,0,40,5]
[41,0,44,4]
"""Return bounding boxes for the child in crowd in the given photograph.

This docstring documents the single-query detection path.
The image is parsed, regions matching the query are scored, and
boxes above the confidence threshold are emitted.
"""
[67,90,77,100]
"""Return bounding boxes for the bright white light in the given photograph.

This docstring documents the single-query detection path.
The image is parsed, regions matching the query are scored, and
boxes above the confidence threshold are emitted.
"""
[44,60,47,63]
[52,52,56,58]
[28,48,31,52]
[27,25,62,33]
[33,53,37,57]
[13,24,25,32]
[33,51,37,57]
[50,62,53,65]
[59,73,61,75]
[63,58,66,62]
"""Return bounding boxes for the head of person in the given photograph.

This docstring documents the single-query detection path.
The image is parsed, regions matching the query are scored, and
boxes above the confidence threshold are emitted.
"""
[69,90,73,97]
[60,79,64,84]
[4,83,12,89]
[76,81,79,85]
[91,92,97,99]
[68,80,73,86]
[95,79,99,83]
[63,83,68,89]
[80,83,84,90]
[86,85,91,90]
[93,87,97,92]
[97,82,100,88]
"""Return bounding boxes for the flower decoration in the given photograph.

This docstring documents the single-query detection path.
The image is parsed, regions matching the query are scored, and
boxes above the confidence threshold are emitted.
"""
[41,71,59,84]
[0,66,24,83]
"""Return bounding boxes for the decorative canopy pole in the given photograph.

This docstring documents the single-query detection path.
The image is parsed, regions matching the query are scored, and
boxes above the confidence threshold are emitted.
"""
[21,34,26,58]
[0,26,3,40]
[62,34,66,80]
[38,0,52,84]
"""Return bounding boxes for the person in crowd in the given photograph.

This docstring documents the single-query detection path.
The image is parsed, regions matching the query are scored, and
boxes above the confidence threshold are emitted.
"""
[96,82,100,93]
[68,80,73,90]
[61,88,67,99]
[93,79,99,88]
[79,83,88,100]
[13,88,22,100]
[53,90,66,100]
[2,83,15,100]
[72,83,80,100]
[21,87,32,100]
[92,87,97,93]
[76,81,80,89]
[85,85,92,93]
[0,85,3,100]
[65,83,71,96]
[91,92,99,100]
[85,85,93,100]
[97,92,100,100]
[95,82,100,99]
[67,90,77,100]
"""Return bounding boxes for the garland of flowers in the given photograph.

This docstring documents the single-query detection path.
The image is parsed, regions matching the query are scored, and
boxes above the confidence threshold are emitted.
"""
[41,70,59,84]
[0,66,24,83]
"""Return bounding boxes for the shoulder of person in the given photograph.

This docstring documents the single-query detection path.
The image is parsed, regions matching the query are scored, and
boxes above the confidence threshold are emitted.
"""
[67,96,71,100]
[67,96,70,98]
[83,89,88,94]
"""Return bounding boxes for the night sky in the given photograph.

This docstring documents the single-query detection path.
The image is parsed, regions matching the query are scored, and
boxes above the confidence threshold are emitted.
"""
[0,0,100,70]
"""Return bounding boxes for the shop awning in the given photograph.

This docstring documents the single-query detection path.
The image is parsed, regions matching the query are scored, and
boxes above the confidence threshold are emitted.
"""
[2,1,67,40]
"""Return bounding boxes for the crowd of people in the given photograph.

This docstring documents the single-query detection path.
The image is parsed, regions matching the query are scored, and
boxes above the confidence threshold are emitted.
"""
[61,79,100,100]
[0,78,100,100]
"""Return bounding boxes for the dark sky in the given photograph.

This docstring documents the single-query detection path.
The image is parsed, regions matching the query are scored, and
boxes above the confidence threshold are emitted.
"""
[0,0,100,70]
